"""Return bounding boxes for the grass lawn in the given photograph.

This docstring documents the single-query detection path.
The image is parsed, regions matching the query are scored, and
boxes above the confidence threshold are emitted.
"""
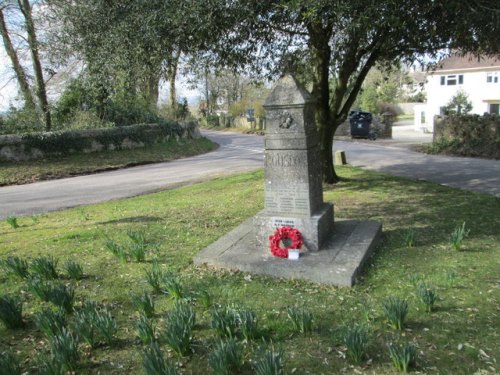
[0,137,216,186]
[0,167,498,374]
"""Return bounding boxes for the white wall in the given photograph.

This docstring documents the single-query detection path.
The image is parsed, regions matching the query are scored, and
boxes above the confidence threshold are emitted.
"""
[419,68,500,132]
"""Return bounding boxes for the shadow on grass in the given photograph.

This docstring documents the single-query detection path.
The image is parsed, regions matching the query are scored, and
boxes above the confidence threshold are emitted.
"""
[98,216,163,225]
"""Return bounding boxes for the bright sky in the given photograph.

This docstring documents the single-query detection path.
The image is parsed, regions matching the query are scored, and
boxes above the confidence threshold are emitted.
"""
[0,48,22,111]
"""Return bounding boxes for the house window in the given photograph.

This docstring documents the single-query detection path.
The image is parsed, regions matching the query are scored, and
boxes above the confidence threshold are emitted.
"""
[486,72,498,83]
[440,75,464,85]
[489,103,500,115]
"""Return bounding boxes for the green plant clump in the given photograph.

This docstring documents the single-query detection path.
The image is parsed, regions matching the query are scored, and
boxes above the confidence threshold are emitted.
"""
[0,351,22,375]
[2,256,29,279]
[450,222,470,251]
[344,324,370,364]
[416,283,438,312]
[6,216,19,229]
[47,328,79,372]
[133,291,155,318]
[162,272,184,300]
[286,307,313,334]
[145,261,164,294]
[208,338,243,375]
[162,302,195,356]
[404,228,416,248]
[388,342,417,373]
[36,309,66,338]
[65,260,83,280]
[46,283,75,314]
[136,315,156,345]
[0,295,23,329]
[253,347,284,375]
[30,256,58,279]
[210,305,239,339]
[143,342,179,375]
[238,308,259,340]
[383,297,409,330]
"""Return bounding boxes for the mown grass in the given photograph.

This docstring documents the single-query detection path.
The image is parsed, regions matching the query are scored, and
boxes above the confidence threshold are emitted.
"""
[0,137,216,186]
[1,167,499,374]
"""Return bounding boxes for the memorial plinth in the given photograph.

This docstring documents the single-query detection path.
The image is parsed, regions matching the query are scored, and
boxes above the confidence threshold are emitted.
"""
[194,75,382,287]
[254,76,333,252]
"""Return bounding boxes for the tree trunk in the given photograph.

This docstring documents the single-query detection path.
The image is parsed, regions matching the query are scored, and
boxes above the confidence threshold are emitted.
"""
[18,0,51,131]
[0,8,35,109]
[167,49,180,114]
[148,73,159,108]
[308,25,339,183]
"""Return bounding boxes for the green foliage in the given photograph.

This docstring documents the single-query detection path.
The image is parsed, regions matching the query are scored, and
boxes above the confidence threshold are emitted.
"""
[5,216,19,229]
[208,338,243,375]
[404,228,416,248]
[237,308,258,340]
[105,239,128,262]
[46,283,75,313]
[133,291,155,318]
[383,297,409,330]
[388,342,417,373]
[27,277,53,301]
[36,309,66,338]
[0,106,42,135]
[143,342,179,375]
[450,222,470,251]
[162,302,195,356]
[65,260,84,280]
[343,324,370,364]
[136,315,156,345]
[253,347,284,375]
[74,301,116,347]
[443,90,473,115]
[162,272,184,300]
[196,290,212,310]
[0,351,22,375]
[0,295,23,329]
[416,283,437,312]
[47,328,79,372]
[286,307,313,334]
[2,256,29,279]
[127,229,149,262]
[145,261,164,294]
[210,305,239,338]
[30,256,58,279]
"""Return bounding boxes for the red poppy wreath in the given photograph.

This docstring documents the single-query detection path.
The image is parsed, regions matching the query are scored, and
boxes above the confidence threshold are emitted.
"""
[268,226,304,258]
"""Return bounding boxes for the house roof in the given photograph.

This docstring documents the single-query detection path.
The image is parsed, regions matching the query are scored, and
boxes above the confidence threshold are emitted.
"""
[435,54,500,72]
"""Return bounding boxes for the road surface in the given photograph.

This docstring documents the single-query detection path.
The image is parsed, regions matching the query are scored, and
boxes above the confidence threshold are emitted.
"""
[0,129,498,219]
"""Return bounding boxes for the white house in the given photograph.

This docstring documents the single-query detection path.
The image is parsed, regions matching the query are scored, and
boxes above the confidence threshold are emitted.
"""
[414,55,500,132]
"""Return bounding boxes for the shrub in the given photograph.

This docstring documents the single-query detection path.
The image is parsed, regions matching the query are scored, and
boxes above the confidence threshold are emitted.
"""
[253,347,284,375]
[65,260,83,280]
[286,307,313,334]
[208,338,243,375]
[6,216,19,229]
[210,305,239,338]
[36,309,66,338]
[31,256,58,279]
[0,295,23,329]
[133,291,155,318]
[2,256,29,279]
[383,297,409,330]
[0,351,22,375]
[416,283,438,312]
[343,324,370,364]
[143,342,179,375]
[388,342,417,373]
[450,222,470,251]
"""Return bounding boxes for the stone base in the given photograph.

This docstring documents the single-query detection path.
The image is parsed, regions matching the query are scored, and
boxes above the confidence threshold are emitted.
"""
[194,217,382,287]
[254,205,334,252]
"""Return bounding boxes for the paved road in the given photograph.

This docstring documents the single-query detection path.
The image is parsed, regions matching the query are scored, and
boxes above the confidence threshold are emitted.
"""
[0,129,498,219]
[0,131,264,219]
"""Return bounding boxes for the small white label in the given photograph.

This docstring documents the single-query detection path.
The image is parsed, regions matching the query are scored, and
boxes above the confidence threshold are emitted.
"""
[288,250,300,260]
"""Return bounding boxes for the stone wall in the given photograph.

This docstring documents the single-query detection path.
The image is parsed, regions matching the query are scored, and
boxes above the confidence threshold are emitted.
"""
[0,121,200,162]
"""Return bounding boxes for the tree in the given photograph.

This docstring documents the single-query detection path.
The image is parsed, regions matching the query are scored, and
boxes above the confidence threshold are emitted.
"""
[201,0,500,183]
[0,4,35,108]
[443,90,473,115]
